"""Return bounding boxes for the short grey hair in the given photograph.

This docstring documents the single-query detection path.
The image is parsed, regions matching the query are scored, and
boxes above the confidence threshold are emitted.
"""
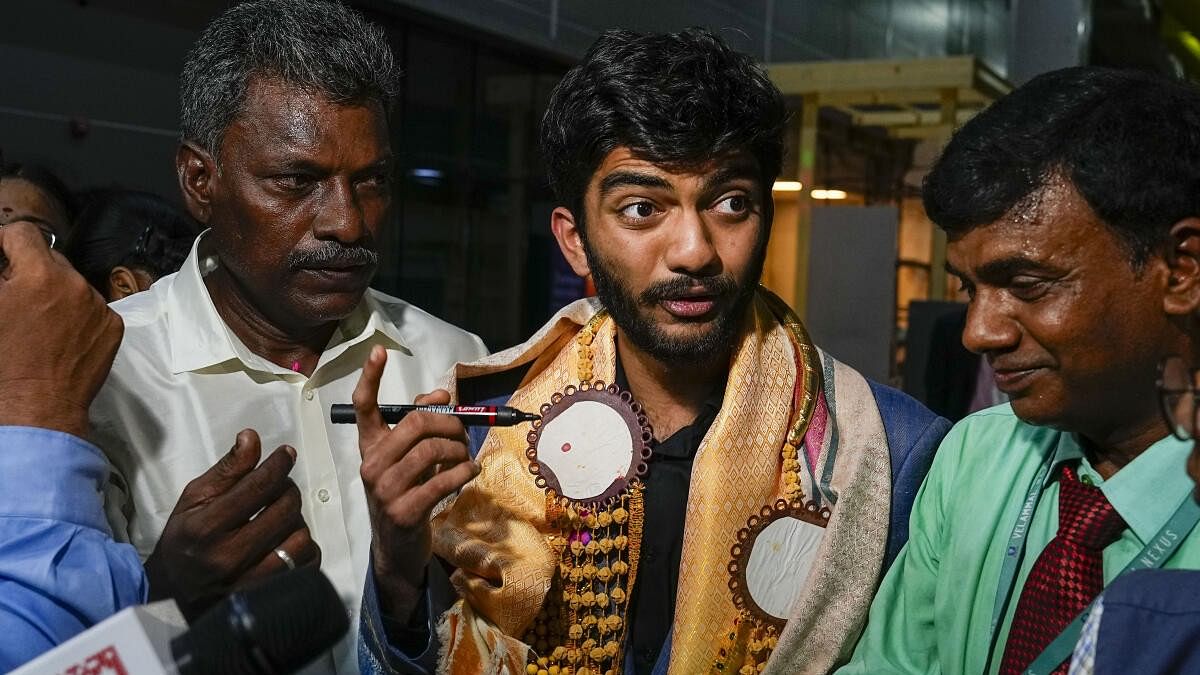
[179,0,401,155]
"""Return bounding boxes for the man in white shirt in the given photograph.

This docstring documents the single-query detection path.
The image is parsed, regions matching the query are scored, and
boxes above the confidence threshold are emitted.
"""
[87,1,487,672]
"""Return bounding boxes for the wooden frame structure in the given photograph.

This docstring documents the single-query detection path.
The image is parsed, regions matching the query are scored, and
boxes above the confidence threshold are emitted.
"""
[765,56,1011,316]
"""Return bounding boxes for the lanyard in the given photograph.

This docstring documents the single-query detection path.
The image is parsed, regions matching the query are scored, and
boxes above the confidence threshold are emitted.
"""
[984,453,1200,675]
[987,455,1055,642]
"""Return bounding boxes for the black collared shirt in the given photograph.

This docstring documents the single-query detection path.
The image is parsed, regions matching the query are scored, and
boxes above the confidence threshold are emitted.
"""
[616,359,725,674]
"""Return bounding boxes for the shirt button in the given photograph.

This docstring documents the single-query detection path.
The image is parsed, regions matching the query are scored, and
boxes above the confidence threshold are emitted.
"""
[317,488,331,503]
[304,389,315,401]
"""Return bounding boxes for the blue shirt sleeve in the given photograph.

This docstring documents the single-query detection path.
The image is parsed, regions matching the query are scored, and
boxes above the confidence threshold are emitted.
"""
[359,558,457,674]
[0,426,148,671]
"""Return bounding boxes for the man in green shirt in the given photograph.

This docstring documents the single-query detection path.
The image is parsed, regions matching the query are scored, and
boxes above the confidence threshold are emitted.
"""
[840,67,1200,674]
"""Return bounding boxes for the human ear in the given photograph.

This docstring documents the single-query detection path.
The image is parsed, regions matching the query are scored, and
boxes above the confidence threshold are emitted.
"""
[176,141,216,224]
[1163,217,1200,316]
[107,266,141,301]
[550,206,591,278]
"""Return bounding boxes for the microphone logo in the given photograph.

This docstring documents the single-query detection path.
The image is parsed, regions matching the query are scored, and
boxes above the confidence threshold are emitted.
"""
[62,645,129,675]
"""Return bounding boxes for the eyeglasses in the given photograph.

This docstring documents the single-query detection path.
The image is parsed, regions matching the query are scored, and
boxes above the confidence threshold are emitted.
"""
[1158,355,1200,441]
[0,222,57,249]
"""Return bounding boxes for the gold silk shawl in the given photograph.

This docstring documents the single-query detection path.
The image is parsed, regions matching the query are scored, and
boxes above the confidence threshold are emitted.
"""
[431,292,891,675]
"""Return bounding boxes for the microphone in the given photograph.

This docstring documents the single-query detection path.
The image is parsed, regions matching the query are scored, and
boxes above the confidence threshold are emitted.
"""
[172,565,349,674]
[13,566,348,675]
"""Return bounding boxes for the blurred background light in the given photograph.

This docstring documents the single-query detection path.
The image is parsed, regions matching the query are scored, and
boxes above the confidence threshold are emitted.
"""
[811,189,848,200]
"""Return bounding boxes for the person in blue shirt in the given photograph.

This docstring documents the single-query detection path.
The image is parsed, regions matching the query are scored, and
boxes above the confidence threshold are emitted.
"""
[0,220,146,670]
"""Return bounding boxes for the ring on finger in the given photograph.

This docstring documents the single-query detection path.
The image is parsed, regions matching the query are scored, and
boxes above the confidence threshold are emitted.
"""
[275,547,297,570]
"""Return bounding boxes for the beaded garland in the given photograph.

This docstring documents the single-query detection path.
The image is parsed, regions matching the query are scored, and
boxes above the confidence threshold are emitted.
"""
[523,310,649,675]
[523,292,822,675]
[708,291,824,675]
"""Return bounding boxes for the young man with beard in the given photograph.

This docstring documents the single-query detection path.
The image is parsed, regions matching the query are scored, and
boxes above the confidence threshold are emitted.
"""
[840,68,1200,675]
[353,28,948,675]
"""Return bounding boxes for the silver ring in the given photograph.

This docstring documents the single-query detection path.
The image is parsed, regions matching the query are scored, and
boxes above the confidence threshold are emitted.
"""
[274,548,296,570]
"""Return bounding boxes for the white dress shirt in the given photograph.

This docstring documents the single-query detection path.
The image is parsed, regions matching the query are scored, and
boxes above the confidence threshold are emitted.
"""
[88,237,487,674]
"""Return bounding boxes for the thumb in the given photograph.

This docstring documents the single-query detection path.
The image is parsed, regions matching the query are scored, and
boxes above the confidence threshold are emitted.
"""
[176,429,264,509]
[207,429,264,490]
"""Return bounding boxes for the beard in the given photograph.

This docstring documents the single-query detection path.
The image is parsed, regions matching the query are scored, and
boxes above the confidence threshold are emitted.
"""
[583,237,766,367]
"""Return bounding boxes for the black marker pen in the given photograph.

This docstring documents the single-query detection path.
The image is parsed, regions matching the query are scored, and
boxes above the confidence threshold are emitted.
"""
[330,404,540,427]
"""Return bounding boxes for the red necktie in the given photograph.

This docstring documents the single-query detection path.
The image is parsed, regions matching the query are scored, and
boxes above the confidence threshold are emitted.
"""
[999,465,1127,675]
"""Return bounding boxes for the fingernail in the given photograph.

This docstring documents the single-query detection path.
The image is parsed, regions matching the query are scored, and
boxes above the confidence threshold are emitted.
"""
[283,445,297,461]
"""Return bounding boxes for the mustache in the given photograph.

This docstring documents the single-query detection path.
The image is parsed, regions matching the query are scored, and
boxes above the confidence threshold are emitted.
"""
[638,274,736,305]
[287,243,379,269]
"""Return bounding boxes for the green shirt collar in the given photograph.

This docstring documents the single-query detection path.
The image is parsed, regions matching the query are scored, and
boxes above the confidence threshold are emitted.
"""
[1054,432,1193,544]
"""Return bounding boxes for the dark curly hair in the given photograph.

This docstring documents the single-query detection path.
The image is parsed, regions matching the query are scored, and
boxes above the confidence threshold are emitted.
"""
[67,190,198,295]
[924,66,1200,267]
[539,27,787,228]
